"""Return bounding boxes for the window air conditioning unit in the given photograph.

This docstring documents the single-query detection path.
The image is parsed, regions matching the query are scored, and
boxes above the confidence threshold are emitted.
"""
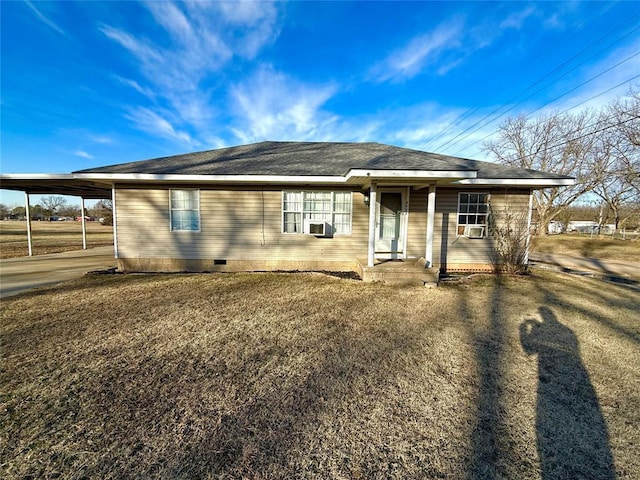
[304,219,329,236]
[464,225,485,239]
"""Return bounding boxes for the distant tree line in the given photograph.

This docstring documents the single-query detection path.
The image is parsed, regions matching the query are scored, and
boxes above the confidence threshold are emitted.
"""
[484,90,639,234]
[0,196,112,224]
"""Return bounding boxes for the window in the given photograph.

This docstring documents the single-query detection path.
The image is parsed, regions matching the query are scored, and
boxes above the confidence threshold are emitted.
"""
[170,189,200,231]
[457,192,489,236]
[283,191,352,235]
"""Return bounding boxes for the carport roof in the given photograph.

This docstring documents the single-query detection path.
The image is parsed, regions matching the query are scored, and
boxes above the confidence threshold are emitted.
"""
[0,174,112,199]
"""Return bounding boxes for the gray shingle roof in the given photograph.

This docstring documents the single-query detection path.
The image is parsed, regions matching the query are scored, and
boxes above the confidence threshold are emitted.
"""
[74,141,572,180]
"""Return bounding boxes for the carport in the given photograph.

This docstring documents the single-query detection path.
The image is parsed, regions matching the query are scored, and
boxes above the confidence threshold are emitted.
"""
[0,174,113,256]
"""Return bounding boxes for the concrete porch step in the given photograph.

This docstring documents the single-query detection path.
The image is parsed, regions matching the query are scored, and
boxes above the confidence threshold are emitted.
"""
[356,257,440,286]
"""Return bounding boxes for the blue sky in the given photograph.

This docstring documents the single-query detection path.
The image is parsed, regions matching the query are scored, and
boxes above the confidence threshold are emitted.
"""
[1,1,639,207]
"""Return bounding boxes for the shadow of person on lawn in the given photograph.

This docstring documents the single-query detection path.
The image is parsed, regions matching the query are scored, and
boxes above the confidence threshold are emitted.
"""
[520,306,616,479]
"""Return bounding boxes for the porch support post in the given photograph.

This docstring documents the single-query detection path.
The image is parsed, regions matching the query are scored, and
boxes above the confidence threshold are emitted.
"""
[81,197,87,250]
[425,184,436,267]
[25,191,33,257]
[367,182,377,267]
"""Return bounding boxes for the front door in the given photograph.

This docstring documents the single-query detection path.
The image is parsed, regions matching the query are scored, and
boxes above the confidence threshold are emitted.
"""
[375,190,406,259]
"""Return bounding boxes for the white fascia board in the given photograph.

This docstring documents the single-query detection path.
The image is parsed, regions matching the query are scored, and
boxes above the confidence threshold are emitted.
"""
[1,173,75,180]
[346,169,477,180]
[73,173,348,184]
[453,178,575,187]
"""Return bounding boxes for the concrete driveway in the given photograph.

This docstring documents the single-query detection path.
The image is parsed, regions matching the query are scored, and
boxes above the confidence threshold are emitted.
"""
[0,246,116,299]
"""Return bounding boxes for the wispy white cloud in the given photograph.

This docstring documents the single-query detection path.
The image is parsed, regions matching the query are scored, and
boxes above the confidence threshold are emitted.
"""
[499,7,536,29]
[88,134,114,144]
[371,20,464,82]
[74,150,94,159]
[230,66,339,143]
[370,5,571,84]
[101,1,281,146]
[541,2,583,31]
[114,76,156,100]
[25,1,66,36]
[125,107,195,146]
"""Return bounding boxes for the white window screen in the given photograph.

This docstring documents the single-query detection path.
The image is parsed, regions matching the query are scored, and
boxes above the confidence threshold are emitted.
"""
[283,191,352,234]
[332,192,352,234]
[283,191,302,233]
[170,190,200,231]
[457,192,489,235]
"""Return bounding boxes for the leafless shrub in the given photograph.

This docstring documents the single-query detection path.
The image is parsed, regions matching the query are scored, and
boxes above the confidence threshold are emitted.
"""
[489,205,530,274]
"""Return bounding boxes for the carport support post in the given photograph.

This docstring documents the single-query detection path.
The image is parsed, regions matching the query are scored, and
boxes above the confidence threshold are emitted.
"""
[81,197,87,250]
[425,184,436,267]
[25,192,33,256]
[367,183,377,267]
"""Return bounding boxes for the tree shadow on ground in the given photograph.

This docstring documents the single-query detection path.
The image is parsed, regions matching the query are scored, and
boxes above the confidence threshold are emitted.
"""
[520,306,616,479]
[463,277,514,480]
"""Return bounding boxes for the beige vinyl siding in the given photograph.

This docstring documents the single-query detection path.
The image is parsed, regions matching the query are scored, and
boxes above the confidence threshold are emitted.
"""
[114,185,368,262]
[433,188,531,270]
[406,188,427,258]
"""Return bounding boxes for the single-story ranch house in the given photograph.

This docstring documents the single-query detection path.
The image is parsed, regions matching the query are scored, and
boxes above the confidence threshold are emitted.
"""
[1,141,573,283]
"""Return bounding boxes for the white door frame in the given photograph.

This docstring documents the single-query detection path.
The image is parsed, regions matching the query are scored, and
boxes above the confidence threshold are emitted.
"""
[375,187,409,260]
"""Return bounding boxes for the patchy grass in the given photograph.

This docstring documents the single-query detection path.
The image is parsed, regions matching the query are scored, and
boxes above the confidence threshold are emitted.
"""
[0,220,113,258]
[1,271,638,479]
[531,233,640,262]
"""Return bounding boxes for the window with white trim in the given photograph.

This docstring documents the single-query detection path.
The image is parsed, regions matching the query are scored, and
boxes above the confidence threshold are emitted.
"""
[457,192,489,236]
[170,189,200,231]
[283,191,352,234]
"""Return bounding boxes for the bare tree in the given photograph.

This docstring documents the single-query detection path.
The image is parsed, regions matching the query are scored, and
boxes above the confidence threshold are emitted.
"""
[41,195,68,218]
[484,110,601,234]
[610,89,640,148]
[91,199,113,225]
[587,93,640,230]
[58,204,81,219]
[0,203,9,219]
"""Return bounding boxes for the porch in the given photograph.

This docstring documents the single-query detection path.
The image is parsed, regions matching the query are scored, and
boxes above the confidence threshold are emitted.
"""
[356,257,440,286]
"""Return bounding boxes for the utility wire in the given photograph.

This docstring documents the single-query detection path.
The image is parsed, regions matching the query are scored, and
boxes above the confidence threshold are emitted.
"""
[440,50,640,155]
[426,16,640,152]
[487,116,636,166]
[450,73,640,156]
[420,4,633,150]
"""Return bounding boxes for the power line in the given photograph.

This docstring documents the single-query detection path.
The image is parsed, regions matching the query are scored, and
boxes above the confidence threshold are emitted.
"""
[450,74,640,156]
[420,4,633,150]
[441,50,640,155]
[488,115,637,167]
[425,13,640,152]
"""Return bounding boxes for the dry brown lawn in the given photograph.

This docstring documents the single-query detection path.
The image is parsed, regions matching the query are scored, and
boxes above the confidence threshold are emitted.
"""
[531,233,640,262]
[0,220,113,259]
[1,271,638,479]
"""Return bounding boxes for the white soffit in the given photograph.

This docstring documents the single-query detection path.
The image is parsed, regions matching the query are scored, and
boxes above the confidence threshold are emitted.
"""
[345,169,477,181]
[454,178,575,186]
